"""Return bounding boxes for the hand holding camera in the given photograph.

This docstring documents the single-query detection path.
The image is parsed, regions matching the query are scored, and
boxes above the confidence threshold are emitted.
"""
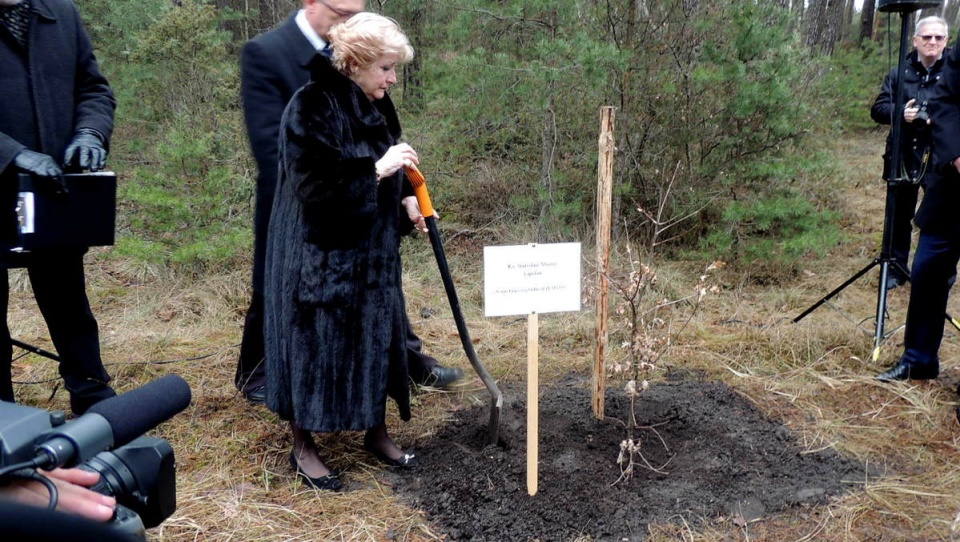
[904,98,931,125]
[0,375,191,540]
[0,467,117,522]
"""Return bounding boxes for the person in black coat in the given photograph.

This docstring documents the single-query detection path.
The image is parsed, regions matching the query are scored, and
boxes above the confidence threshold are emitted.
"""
[265,12,426,490]
[236,0,462,403]
[0,0,116,413]
[877,17,958,382]
[870,16,950,290]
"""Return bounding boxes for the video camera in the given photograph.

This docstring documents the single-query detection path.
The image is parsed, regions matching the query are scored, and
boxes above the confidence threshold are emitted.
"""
[0,374,191,540]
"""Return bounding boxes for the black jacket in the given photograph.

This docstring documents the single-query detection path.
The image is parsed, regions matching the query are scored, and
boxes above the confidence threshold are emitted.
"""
[871,49,947,183]
[0,0,115,252]
[920,45,960,236]
[240,13,318,293]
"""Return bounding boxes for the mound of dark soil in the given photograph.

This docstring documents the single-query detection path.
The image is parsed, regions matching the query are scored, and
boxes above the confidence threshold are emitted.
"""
[391,376,868,541]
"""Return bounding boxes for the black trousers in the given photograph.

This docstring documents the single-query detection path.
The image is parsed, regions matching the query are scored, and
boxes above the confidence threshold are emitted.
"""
[0,250,111,403]
[235,291,438,393]
[889,181,920,275]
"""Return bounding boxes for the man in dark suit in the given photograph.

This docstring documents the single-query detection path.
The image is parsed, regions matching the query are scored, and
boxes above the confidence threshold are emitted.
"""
[870,16,949,291]
[877,17,955,383]
[237,0,462,403]
[0,0,116,414]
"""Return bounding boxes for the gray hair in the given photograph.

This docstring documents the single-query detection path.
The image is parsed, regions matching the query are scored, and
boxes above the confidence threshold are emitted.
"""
[915,15,948,36]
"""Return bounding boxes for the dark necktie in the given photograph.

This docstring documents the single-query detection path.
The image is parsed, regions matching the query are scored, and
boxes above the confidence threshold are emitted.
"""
[320,43,332,58]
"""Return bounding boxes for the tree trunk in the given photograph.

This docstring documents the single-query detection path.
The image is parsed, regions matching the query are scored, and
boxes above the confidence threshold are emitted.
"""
[805,0,844,55]
[843,0,854,37]
[860,0,877,44]
[538,95,557,243]
[214,0,250,43]
[401,5,424,108]
[804,0,826,50]
[946,0,960,31]
[635,0,649,20]
[213,0,294,44]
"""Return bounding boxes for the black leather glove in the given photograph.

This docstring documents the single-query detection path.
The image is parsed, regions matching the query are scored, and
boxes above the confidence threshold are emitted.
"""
[13,149,68,194]
[63,128,107,172]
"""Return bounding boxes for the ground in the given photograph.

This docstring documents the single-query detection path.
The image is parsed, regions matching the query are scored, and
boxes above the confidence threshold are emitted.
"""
[388,372,869,541]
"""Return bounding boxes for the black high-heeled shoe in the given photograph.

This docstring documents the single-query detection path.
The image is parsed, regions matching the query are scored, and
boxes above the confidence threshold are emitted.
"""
[288,451,343,491]
[362,436,420,469]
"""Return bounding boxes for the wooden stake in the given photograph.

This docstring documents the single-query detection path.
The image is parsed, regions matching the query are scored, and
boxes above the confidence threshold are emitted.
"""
[527,311,539,496]
[593,106,615,420]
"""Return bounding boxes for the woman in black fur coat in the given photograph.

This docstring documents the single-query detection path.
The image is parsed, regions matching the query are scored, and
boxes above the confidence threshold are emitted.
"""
[264,12,427,491]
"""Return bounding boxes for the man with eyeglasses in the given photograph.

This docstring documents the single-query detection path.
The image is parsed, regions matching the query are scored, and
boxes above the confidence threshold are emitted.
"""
[237,0,463,404]
[876,16,956,382]
[870,16,949,293]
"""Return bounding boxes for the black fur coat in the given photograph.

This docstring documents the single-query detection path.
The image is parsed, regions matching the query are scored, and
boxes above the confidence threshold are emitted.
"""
[264,56,414,432]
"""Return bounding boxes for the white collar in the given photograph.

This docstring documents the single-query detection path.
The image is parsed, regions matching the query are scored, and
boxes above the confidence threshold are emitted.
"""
[295,9,326,51]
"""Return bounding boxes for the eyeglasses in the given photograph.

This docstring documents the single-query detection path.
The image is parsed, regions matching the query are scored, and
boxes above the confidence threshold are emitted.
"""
[918,34,947,42]
[317,0,359,18]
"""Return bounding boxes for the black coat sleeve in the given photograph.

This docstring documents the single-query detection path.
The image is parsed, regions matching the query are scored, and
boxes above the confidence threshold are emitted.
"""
[284,91,378,244]
[871,69,897,125]
[241,39,289,186]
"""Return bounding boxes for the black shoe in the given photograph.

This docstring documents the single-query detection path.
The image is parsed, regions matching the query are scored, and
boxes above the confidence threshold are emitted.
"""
[243,384,267,404]
[876,361,939,382]
[70,384,117,415]
[419,366,465,388]
[363,442,420,469]
[885,274,908,290]
[288,452,343,491]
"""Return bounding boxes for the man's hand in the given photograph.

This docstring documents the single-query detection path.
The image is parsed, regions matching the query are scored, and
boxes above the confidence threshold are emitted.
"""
[0,468,116,522]
[63,128,107,172]
[13,149,68,194]
[904,99,920,123]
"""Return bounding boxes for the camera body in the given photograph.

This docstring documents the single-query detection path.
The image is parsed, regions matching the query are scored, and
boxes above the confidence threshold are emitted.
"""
[82,436,177,529]
[914,100,930,124]
[0,401,177,539]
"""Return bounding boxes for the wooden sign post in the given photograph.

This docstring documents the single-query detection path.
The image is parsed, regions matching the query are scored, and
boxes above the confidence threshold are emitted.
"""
[527,311,538,495]
[484,243,581,496]
[594,106,615,420]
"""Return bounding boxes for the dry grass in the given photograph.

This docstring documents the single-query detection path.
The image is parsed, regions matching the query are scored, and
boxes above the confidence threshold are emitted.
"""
[7,131,960,540]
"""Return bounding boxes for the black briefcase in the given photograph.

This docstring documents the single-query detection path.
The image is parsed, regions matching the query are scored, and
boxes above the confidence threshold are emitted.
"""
[14,172,117,252]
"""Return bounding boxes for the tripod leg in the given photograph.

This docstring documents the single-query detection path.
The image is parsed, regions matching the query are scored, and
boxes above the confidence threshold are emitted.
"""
[793,259,879,323]
[873,260,894,361]
[10,339,60,361]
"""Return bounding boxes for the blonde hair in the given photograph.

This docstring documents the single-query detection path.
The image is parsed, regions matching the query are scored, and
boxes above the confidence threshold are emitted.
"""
[329,12,414,76]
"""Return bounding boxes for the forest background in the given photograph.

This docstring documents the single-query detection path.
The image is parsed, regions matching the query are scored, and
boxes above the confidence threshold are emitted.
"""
[78,0,925,277]
[11,0,960,540]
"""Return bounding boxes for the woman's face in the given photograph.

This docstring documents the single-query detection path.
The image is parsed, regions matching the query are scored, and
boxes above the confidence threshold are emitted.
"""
[351,53,399,102]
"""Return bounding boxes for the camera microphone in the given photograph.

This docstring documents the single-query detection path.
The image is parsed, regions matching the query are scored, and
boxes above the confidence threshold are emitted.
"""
[35,374,192,469]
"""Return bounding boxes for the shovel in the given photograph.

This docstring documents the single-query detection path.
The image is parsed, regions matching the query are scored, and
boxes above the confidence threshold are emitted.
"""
[405,164,502,445]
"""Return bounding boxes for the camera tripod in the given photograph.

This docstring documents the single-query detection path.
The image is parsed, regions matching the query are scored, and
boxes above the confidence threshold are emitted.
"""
[793,0,959,361]
[11,339,60,361]
[792,178,917,361]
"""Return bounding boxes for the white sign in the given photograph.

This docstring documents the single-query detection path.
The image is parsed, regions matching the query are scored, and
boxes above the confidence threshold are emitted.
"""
[483,243,581,317]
